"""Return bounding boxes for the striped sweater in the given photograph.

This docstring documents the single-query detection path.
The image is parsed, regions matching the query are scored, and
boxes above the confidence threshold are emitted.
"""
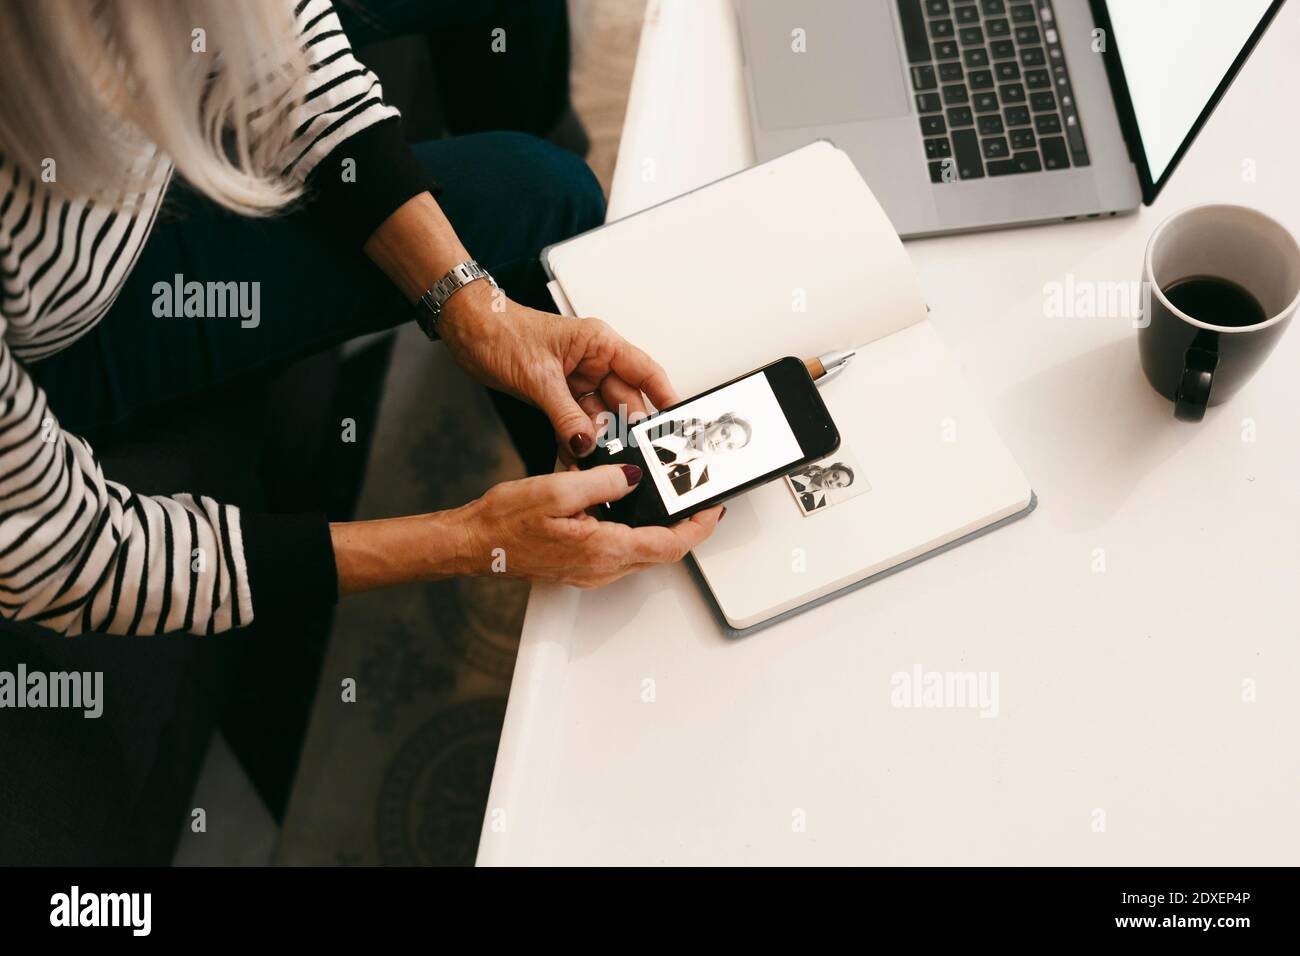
[0,0,432,635]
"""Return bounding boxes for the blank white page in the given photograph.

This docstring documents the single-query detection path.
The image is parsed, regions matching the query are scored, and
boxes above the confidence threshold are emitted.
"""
[545,141,926,398]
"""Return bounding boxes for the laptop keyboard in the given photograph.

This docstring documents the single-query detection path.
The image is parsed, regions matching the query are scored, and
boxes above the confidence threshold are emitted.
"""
[897,0,1090,183]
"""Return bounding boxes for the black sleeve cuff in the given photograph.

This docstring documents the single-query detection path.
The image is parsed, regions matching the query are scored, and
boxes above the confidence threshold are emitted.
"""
[241,511,339,621]
[308,115,440,246]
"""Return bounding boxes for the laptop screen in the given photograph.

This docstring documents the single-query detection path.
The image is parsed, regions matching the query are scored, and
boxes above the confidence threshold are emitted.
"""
[1103,0,1279,189]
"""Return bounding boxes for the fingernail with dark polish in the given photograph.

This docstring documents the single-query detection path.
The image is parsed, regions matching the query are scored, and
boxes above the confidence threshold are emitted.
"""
[622,464,643,486]
[570,433,594,457]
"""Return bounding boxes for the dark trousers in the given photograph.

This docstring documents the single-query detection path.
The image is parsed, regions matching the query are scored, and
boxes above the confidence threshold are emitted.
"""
[335,0,574,138]
[2,128,604,863]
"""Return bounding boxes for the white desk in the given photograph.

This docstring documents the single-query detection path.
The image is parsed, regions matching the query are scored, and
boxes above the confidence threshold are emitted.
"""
[479,0,1300,865]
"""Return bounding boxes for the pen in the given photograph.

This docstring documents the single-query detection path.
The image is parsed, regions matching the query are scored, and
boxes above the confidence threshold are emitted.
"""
[804,349,856,385]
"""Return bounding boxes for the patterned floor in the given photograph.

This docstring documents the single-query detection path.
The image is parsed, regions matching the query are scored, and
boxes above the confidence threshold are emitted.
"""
[276,344,527,865]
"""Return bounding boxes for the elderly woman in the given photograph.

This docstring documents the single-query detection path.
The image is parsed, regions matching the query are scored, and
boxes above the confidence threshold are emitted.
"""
[0,0,722,643]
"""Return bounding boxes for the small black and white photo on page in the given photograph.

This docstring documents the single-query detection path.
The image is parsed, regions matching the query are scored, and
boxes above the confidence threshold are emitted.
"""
[632,371,803,515]
[785,444,869,516]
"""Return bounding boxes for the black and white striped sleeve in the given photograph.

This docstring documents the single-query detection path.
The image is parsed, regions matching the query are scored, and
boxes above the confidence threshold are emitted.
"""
[0,330,338,635]
[0,331,243,634]
[262,0,440,244]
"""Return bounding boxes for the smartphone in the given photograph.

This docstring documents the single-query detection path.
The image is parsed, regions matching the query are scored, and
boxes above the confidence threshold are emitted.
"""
[579,356,840,527]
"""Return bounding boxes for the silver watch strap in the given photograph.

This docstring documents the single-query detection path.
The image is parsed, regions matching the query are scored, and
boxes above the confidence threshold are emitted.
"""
[416,260,497,338]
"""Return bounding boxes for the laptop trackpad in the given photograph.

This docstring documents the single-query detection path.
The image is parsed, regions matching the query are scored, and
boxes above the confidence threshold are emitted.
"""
[743,0,910,130]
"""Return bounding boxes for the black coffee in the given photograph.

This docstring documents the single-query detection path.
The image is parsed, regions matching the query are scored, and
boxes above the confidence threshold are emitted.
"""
[1162,275,1267,328]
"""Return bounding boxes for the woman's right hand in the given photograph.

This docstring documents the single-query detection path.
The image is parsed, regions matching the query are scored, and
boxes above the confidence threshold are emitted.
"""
[458,464,723,588]
[330,465,722,596]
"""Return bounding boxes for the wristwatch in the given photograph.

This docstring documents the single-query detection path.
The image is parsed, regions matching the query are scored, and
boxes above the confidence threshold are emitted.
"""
[414,259,497,339]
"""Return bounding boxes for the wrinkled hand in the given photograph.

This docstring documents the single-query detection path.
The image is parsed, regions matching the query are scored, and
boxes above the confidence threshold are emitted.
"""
[459,465,722,587]
[438,282,677,459]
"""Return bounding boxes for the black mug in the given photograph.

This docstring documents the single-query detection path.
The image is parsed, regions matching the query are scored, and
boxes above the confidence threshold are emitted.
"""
[1139,204,1300,422]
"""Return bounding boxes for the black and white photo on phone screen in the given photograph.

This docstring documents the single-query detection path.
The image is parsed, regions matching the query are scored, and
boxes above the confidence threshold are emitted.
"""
[631,370,802,515]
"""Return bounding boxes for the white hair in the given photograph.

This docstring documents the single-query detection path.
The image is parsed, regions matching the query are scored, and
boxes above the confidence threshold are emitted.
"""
[0,0,310,215]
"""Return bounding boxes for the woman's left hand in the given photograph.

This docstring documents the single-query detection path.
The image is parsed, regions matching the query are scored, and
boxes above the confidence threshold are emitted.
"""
[437,280,679,459]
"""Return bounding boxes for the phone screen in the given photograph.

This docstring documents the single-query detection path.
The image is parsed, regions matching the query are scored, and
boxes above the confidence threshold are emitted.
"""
[630,369,804,516]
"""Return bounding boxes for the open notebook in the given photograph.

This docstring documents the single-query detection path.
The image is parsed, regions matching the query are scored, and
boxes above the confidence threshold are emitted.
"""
[542,141,1035,634]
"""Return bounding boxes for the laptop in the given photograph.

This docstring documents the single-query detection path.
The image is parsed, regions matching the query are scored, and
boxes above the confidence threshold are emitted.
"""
[737,0,1286,237]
